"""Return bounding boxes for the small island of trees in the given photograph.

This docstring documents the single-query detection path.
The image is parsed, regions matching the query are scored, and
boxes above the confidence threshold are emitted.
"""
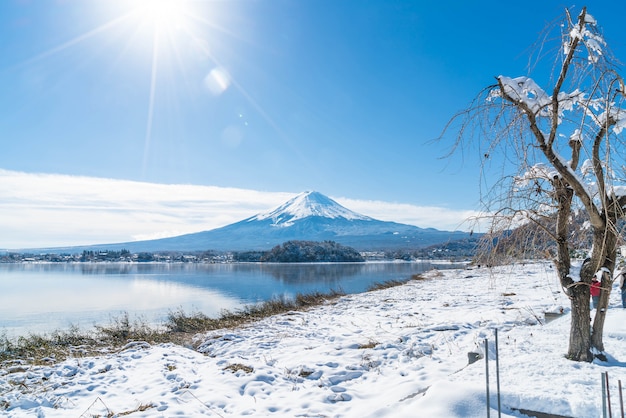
[233,240,365,263]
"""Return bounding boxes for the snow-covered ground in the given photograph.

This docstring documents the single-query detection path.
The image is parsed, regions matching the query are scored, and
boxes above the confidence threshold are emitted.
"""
[2,261,626,417]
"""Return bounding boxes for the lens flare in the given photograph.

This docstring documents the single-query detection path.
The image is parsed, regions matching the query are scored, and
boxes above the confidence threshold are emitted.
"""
[204,67,232,96]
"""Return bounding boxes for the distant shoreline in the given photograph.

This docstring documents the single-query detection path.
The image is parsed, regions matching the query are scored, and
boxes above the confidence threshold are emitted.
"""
[0,259,470,265]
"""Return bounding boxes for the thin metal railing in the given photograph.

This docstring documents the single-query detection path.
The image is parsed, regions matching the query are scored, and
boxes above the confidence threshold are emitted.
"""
[484,331,502,418]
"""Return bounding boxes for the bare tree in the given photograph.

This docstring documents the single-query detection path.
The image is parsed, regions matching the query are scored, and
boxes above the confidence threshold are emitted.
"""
[445,7,626,361]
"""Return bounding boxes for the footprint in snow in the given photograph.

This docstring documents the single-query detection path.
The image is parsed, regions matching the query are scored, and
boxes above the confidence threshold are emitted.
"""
[327,371,362,385]
[326,392,352,403]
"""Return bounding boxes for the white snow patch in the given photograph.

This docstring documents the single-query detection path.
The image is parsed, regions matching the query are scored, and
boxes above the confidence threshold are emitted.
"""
[3,261,626,417]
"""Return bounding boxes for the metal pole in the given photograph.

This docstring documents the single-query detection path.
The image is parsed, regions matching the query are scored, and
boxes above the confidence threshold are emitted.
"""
[619,379,624,418]
[607,372,613,418]
[495,328,501,418]
[603,373,608,418]
[485,338,490,418]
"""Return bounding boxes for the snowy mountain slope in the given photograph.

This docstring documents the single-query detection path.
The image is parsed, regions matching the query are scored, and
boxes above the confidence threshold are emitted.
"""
[250,191,373,226]
[33,191,475,253]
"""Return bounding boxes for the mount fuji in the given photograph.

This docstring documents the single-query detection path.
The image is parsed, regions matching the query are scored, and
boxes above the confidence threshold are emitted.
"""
[38,191,476,253]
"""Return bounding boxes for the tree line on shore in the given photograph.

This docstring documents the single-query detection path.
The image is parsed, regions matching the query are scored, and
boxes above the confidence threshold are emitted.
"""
[0,239,477,263]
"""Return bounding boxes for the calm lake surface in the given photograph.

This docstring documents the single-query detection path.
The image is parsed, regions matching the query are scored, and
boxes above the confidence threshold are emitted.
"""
[0,261,466,336]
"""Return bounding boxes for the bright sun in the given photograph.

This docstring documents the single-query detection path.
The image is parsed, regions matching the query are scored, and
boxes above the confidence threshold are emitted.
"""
[133,0,189,33]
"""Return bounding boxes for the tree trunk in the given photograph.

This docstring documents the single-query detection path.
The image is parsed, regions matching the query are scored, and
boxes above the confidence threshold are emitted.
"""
[550,166,595,361]
[591,225,619,352]
[568,282,593,361]
[552,177,572,277]
[551,177,594,360]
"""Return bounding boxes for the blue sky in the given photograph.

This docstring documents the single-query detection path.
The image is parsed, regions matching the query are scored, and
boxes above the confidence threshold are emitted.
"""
[1,0,624,248]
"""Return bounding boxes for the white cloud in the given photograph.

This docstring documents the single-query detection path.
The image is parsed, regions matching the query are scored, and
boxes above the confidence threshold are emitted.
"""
[336,198,484,233]
[0,169,480,250]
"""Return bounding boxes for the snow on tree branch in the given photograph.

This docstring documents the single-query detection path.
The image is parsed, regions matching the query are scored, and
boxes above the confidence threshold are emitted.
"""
[514,163,558,188]
[496,76,551,116]
[564,10,605,63]
[493,76,586,123]
[596,106,626,134]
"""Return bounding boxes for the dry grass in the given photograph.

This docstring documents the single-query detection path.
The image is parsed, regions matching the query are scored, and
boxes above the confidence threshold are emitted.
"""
[224,363,254,373]
[357,340,379,349]
[78,397,155,418]
[166,289,345,334]
[117,403,156,416]
[367,279,409,291]
[0,289,348,366]
[0,314,173,366]
[367,274,430,291]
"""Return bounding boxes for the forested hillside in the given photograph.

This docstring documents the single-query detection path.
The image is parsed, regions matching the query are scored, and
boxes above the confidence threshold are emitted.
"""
[234,240,364,262]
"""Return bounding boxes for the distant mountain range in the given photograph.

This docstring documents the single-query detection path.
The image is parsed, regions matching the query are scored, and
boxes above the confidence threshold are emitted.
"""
[25,191,476,253]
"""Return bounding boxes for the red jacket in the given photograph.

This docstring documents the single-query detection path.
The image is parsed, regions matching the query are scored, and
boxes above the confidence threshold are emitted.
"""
[591,280,601,297]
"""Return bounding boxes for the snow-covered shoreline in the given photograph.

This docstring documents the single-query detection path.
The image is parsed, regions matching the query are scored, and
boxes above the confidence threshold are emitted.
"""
[2,262,625,417]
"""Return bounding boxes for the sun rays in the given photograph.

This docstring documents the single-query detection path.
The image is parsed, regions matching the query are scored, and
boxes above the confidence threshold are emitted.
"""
[11,0,286,181]
[127,0,198,177]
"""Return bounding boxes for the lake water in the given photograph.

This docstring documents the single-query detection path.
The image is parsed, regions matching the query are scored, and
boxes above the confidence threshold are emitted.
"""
[0,261,466,337]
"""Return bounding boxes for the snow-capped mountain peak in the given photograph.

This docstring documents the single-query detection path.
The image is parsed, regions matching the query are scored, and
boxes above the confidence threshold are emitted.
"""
[250,191,372,227]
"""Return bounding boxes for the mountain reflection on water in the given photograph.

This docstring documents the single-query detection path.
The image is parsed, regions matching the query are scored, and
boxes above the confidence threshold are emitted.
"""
[259,263,362,284]
[72,261,463,288]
